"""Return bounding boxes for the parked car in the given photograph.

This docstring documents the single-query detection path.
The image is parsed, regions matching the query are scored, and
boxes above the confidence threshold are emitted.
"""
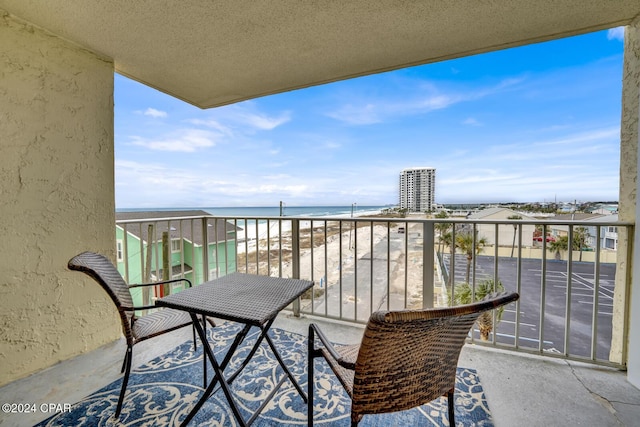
[533,235,556,242]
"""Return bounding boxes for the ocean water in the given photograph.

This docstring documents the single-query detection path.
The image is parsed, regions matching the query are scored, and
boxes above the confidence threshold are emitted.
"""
[204,205,391,218]
[116,205,395,241]
[117,205,393,218]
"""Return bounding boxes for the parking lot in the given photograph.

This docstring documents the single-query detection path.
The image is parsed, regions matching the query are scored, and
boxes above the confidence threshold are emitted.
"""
[443,254,616,359]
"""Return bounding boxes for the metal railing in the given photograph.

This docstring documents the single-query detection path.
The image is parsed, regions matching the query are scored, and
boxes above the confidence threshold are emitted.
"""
[115,213,632,367]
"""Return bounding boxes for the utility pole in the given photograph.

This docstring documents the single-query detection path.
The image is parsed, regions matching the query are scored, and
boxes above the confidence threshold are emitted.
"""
[349,203,356,250]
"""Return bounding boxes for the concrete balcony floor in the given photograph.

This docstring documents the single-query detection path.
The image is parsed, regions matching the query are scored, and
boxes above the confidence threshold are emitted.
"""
[2,313,640,427]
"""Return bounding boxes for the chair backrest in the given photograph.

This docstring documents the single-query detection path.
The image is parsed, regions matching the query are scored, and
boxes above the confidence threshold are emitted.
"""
[351,291,519,419]
[68,251,135,344]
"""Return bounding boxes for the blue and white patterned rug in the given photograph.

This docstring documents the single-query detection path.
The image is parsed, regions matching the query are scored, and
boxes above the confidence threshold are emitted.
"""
[36,322,493,426]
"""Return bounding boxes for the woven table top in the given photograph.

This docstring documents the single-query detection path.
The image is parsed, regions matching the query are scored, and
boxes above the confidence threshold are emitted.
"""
[156,273,313,326]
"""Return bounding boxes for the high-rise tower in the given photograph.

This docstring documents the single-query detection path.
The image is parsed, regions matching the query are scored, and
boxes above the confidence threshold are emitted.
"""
[399,167,435,212]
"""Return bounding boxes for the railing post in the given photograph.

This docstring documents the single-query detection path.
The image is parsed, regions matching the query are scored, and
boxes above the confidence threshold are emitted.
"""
[202,217,209,283]
[292,218,301,316]
[162,231,171,295]
[423,222,435,308]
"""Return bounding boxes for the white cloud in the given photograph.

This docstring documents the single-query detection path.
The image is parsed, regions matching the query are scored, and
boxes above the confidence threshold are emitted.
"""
[463,117,482,126]
[252,183,308,195]
[217,103,290,129]
[323,141,342,149]
[187,104,291,137]
[186,119,233,135]
[325,104,380,125]
[535,127,619,147]
[115,159,319,207]
[440,171,522,186]
[237,111,291,130]
[437,168,619,203]
[432,125,620,203]
[607,27,624,42]
[419,94,458,110]
[130,129,218,152]
[326,77,524,125]
[143,108,167,118]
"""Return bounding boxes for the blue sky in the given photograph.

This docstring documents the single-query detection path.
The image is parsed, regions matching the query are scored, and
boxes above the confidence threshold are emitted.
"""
[115,28,624,208]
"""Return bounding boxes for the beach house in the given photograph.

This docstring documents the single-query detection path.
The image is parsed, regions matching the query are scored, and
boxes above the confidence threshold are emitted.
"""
[115,210,239,305]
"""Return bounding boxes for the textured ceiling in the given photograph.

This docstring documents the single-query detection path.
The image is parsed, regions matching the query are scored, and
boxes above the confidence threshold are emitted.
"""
[2,1,640,109]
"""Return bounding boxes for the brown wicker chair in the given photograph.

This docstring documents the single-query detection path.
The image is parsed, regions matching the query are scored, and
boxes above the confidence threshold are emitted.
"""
[307,291,519,426]
[68,251,214,418]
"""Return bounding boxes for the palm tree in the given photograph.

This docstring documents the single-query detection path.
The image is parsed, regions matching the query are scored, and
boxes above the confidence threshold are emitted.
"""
[434,211,451,254]
[455,230,488,284]
[575,226,591,262]
[507,215,522,257]
[548,228,590,260]
[548,234,576,259]
[454,279,506,340]
[533,224,544,243]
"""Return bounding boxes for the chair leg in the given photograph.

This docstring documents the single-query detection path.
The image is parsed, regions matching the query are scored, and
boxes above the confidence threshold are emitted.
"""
[120,347,129,374]
[115,346,133,418]
[351,413,362,426]
[447,388,455,427]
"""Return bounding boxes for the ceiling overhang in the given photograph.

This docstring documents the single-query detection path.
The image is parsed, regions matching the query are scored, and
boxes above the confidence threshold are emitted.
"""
[2,1,640,109]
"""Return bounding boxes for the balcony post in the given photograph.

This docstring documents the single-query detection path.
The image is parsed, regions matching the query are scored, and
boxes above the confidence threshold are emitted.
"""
[292,218,301,316]
[162,231,171,296]
[423,222,435,308]
[202,217,210,283]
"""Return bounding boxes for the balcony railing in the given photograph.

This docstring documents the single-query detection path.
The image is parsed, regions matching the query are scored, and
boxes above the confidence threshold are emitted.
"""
[115,214,632,368]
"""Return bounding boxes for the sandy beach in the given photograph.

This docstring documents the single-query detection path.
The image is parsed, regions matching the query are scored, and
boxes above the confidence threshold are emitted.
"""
[234,211,443,312]
[235,208,384,254]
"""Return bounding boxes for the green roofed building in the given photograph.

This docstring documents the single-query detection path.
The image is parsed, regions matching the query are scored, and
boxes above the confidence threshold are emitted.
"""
[115,210,239,306]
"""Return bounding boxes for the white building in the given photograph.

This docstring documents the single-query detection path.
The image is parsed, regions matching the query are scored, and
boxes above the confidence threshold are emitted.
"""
[585,214,619,251]
[399,167,435,212]
[466,207,537,247]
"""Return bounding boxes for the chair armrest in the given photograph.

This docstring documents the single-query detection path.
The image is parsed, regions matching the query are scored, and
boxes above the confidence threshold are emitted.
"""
[132,305,158,311]
[129,278,193,289]
[309,323,356,370]
[126,279,193,311]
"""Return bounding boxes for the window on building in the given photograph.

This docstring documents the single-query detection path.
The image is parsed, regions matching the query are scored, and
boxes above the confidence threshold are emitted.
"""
[605,238,616,250]
[171,239,182,253]
[116,240,123,262]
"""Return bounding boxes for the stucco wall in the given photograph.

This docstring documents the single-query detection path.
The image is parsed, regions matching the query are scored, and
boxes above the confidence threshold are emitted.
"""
[616,20,640,373]
[0,12,119,386]
[627,19,640,389]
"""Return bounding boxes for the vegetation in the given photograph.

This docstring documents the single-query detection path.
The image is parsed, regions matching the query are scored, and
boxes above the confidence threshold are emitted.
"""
[380,207,409,217]
[439,228,488,286]
[507,215,522,257]
[547,227,590,261]
[434,211,451,254]
[454,279,506,340]
[455,230,488,284]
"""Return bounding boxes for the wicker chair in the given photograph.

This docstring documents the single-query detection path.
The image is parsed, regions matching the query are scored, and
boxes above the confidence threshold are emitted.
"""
[307,291,519,426]
[68,251,214,418]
